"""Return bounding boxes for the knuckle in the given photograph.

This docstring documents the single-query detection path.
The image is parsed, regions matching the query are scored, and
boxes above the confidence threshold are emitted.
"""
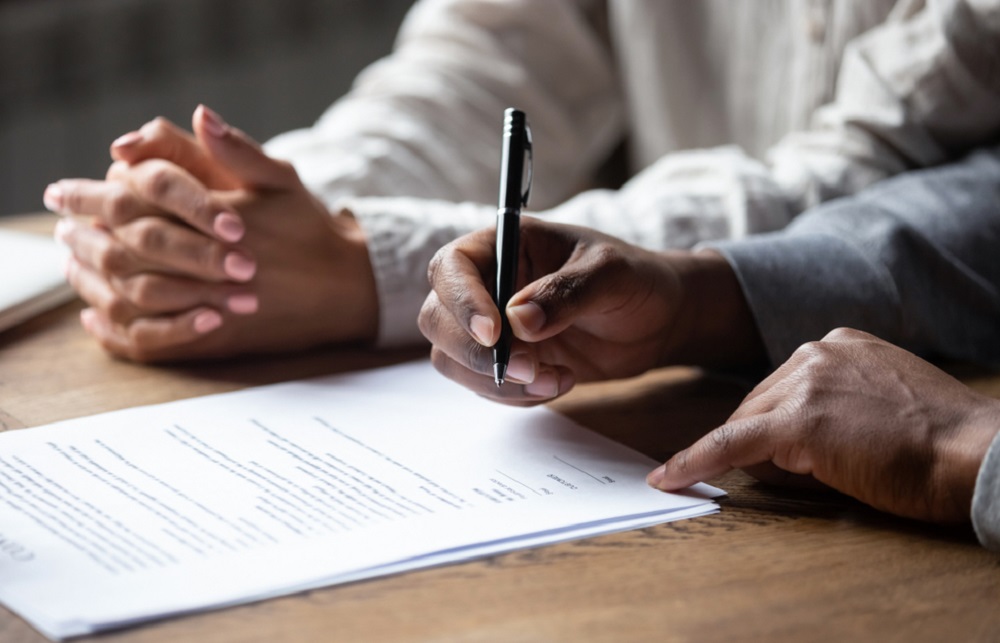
[122,327,157,363]
[120,274,159,309]
[106,160,127,181]
[96,244,130,275]
[707,424,735,453]
[105,186,136,225]
[462,335,492,375]
[129,219,168,255]
[427,242,462,288]
[416,296,440,340]
[426,247,446,286]
[536,271,585,308]
[670,449,693,476]
[142,117,172,139]
[60,185,83,214]
[104,294,133,323]
[793,339,828,365]
[588,242,628,274]
[143,163,176,202]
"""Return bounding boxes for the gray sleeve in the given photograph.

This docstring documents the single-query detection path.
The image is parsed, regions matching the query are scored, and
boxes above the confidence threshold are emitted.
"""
[973,429,1000,552]
[709,145,1000,368]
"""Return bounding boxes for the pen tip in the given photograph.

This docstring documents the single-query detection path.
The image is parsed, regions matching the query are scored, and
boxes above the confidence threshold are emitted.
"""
[494,363,506,388]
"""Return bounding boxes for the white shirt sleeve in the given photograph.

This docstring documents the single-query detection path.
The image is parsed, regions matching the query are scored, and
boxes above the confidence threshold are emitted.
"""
[265,0,623,345]
[266,0,1000,348]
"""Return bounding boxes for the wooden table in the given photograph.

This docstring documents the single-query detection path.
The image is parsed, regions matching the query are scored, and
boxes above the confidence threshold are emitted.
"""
[1,216,998,642]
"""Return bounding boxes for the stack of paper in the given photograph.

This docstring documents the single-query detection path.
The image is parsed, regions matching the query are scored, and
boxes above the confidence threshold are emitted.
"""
[0,228,74,332]
[0,360,721,640]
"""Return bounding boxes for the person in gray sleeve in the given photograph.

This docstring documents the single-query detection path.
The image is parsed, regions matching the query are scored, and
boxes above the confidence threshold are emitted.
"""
[417,145,1000,549]
[648,327,1000,552]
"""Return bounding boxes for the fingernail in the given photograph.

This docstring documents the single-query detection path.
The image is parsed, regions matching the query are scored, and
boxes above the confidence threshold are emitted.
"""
[646,465,667,489]
[193,310,223,334]
[505,353,535,383]
[200,105,228,138]
[524,370,559,398]
[110,131,143,150]
[508,302,546,335]
[80,308,97,331]
[224,252,256,282]
[227,293,259,315]
[469,314,494,346]
[214,212,245,242]
[43,184,63,212]
[54,218,71,244]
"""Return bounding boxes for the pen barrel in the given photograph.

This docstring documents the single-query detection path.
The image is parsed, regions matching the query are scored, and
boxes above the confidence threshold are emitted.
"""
[499,109,528,210]
[493,207,520,366]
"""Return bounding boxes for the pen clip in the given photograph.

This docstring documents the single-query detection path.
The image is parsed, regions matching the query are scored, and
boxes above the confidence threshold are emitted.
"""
[521,125,533,207]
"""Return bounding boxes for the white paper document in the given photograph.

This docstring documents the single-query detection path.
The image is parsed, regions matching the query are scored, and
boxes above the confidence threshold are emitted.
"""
[0,360,721,639]
[0,229,74,332]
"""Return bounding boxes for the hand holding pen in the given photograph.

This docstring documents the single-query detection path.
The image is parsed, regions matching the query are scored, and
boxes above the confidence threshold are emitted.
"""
[419,105,727,405]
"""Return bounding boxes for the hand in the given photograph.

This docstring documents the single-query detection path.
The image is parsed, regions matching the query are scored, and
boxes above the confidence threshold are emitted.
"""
[418,217,764,405]
[45,106,378,361]
[649,328,1000,523]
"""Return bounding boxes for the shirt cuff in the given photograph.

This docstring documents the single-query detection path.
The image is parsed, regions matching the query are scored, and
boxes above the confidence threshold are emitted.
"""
[972,429,1000,552]
[707,228,901,367]
[342,197,494,348]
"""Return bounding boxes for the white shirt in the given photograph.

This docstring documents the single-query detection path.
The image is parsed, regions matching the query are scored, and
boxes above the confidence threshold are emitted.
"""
[265,0,1000,346]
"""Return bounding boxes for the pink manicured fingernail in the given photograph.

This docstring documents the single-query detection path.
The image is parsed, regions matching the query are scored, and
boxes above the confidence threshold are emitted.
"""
[524,371,559,398]
[43,184,63,212]
[469,314,494,346]
[54,218,71,244]
[193,310,223,334]
[111,131,143,149]
[227,293,259,315]
[80,308,97,331]
[214,212,245,242]
[646,465,667,489]
[200,105,228,138]
[224,252,256,282]
[505,353,535,383]
[508,302,546,334]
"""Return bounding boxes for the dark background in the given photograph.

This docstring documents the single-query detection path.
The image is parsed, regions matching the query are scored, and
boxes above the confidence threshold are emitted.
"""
[0,0,414,216]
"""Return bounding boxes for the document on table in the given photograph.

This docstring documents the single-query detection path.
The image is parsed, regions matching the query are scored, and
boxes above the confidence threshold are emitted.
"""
[0,360,722,640]
[0,228,74,332]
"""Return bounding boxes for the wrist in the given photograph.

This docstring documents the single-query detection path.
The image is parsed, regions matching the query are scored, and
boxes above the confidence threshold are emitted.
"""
[942,397,1000,520]
[318,208,380,345]
[659,249,767,369]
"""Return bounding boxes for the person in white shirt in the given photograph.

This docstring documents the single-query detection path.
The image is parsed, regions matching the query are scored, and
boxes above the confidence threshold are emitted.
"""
[415,149,1000,550]
[43,0,1000,361]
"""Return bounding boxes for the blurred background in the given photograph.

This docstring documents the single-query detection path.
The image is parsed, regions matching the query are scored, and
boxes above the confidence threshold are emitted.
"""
[0,0,414,216]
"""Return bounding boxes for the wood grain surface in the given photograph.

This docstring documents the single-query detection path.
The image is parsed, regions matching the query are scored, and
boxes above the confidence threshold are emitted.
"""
[1,215,997,642]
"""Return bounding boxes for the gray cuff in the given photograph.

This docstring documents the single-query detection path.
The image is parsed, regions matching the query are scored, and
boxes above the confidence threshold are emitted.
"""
[972,429,1000,552]
[709,230,901,367]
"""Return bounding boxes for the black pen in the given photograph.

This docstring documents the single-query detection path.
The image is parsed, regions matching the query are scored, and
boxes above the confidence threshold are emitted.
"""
[493,108,532,387]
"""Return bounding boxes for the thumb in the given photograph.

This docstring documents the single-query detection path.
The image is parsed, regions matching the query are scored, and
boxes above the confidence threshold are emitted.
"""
[193,104,301,191]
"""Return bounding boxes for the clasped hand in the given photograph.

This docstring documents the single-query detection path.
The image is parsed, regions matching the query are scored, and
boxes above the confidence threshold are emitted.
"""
[46,106,377,361]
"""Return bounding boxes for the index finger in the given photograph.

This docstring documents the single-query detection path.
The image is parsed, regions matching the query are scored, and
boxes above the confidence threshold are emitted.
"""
[650,413,784,490]
[424,229,502,347]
